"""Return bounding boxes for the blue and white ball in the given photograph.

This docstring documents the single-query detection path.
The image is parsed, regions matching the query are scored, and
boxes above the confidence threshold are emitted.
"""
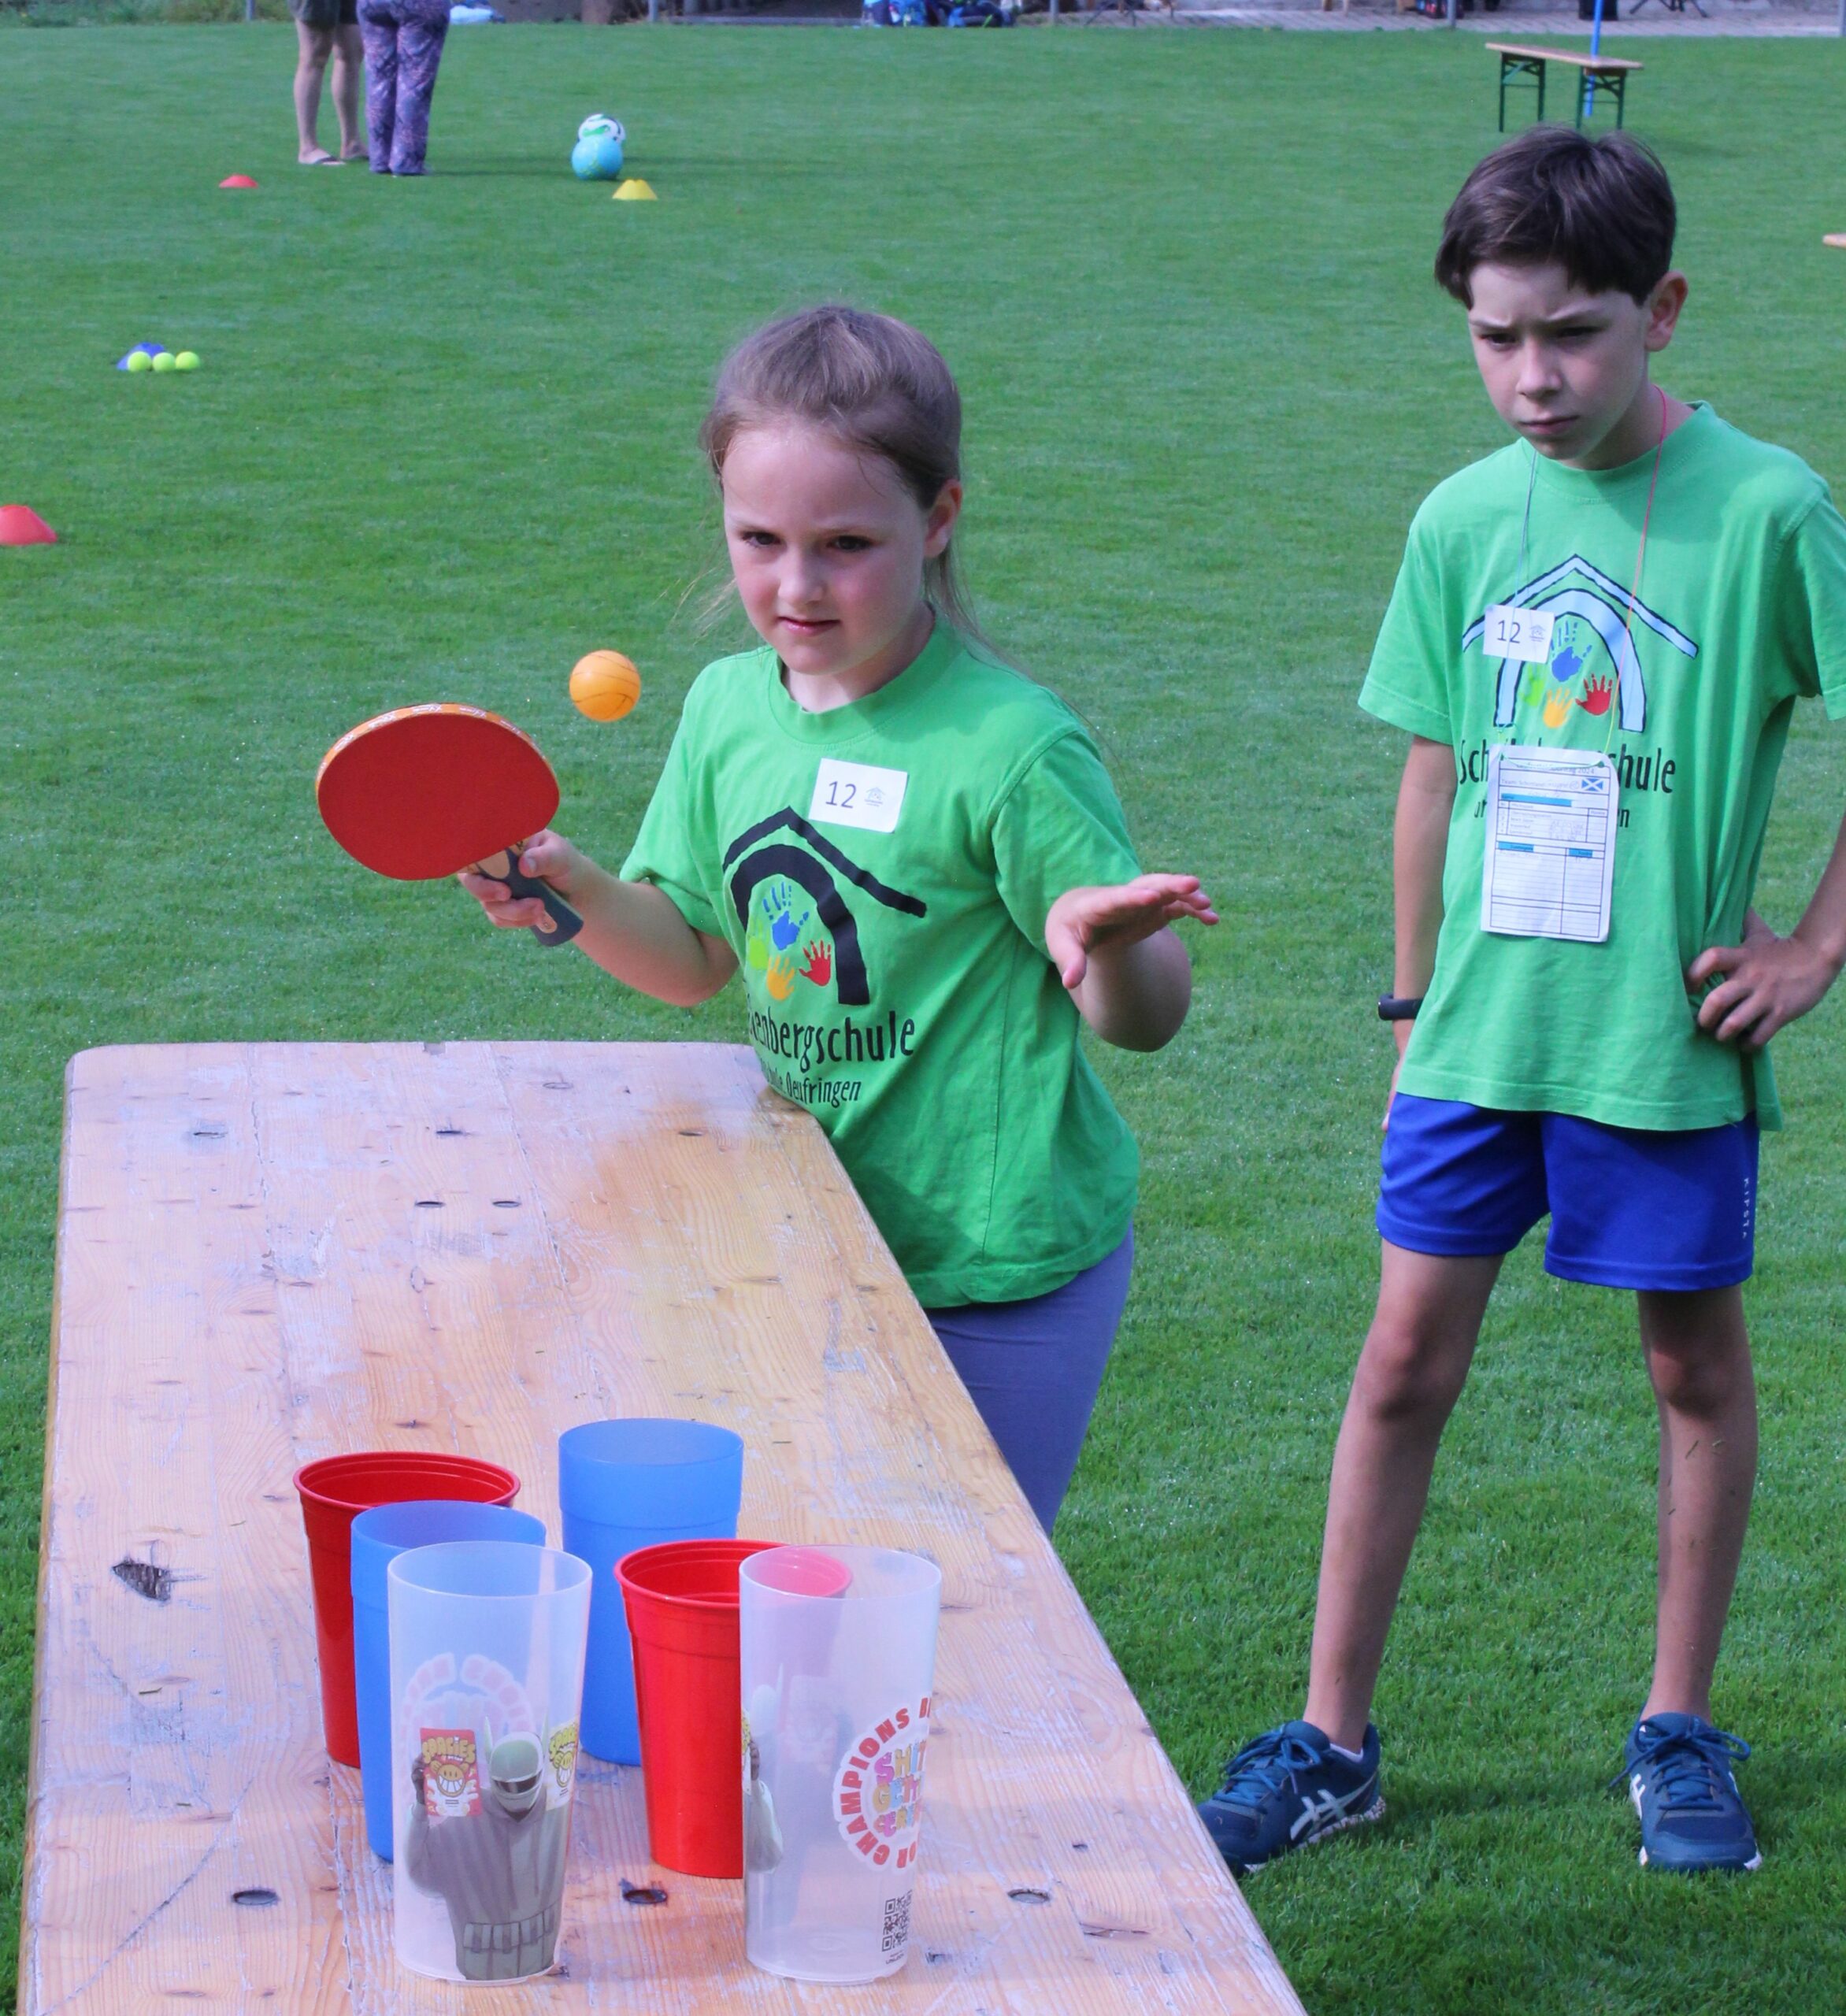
[571,113,626,181]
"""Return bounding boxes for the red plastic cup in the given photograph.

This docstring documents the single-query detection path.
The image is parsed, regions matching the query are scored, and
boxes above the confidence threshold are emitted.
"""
[617,1538,783,1877]
[295,1451,519,1766]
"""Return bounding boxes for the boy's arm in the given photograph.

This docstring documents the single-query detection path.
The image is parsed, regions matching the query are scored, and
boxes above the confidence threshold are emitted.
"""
[1390,736,1456,1087]
[1687,811,1846,1049]
[460,831,738,1007]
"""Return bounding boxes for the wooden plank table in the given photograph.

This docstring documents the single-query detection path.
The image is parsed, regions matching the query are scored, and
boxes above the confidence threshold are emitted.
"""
[1488,43,1642,132]
[24,1042,1304,2016]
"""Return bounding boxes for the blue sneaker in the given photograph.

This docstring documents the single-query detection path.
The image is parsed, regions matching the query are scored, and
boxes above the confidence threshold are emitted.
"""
[1618,1714,1762,1873]
[1197,1720,1384,1873]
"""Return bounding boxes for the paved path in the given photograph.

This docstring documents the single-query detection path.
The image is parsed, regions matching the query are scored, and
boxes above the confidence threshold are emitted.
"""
[1145,0,1840,33]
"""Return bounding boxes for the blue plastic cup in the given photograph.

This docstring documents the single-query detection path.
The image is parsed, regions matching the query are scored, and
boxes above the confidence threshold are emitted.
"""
[558,1419,744,1763]
[351,1500,547,1861]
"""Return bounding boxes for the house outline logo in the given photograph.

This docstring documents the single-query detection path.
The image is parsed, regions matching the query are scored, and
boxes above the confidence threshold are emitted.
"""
[722,807,926,1008]
[1462,554,1698,735]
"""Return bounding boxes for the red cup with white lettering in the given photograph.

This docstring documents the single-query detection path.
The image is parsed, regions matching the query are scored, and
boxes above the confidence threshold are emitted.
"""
[739,1546,941,1982]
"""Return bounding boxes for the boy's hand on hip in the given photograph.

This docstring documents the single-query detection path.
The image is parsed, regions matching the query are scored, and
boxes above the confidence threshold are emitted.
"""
[1686,914,1842,1050]
[1044,875,1218,991]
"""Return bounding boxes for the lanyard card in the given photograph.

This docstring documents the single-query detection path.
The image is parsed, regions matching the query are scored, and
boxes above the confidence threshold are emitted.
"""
[1481,744,1618,944]
[1481,604,1555,666]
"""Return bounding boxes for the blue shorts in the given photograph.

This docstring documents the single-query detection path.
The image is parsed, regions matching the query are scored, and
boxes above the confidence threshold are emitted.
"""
[1378,1094,1758,1292]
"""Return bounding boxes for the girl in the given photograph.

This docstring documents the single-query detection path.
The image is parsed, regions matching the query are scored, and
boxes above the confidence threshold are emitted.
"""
[463,306,1215,1529]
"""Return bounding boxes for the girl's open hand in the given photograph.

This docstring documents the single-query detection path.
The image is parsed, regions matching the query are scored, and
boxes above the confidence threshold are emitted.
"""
[1686,911,1843,1051]
[458,829,587,931]
[1044,874,1218,991]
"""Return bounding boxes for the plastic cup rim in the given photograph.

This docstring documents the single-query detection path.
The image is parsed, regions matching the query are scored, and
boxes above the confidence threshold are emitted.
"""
[740,1544,941,1603]
[295,1451,518,1514]
[387,1540,591,1600]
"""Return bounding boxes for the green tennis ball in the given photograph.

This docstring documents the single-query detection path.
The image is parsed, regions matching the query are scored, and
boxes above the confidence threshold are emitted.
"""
[151,351,176,373]
[174,351,200,372]
[127,351,153,373]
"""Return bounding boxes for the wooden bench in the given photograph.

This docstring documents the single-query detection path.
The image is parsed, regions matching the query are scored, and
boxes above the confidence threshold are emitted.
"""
[1488,43,1642,132]
[23,1041,1307,2015]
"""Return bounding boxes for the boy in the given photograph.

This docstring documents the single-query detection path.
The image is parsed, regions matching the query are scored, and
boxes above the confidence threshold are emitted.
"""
[1199,127,1846,1875]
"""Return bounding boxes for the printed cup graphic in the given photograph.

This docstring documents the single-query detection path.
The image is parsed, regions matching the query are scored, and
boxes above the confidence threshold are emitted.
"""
[351,1501,547,1862]
[617,1537,780,1877]
[389,1542,591,1983]
[558,1418,743,1765]
[295,1451,519,1766]
[740,1545,941,1982]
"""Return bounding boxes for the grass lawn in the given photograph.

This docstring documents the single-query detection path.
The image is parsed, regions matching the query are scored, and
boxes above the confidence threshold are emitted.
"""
[5,20,1846,2011]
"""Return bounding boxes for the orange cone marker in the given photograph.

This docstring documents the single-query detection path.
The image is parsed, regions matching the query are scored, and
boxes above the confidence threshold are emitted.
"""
[220,174,259,190]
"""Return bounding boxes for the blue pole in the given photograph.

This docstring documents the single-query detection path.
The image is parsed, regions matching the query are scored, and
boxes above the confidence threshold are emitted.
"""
[1585,0,1605,118]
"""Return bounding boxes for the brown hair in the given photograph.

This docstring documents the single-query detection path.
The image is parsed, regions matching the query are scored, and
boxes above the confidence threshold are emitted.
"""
[699,305,983,640]
[1434,127,1677,307]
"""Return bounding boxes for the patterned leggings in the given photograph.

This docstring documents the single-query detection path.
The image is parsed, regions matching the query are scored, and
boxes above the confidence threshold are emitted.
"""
[357,0,450,176]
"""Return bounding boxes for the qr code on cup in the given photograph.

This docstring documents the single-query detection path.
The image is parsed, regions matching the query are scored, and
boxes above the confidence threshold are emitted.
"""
[881,1889,914,1955]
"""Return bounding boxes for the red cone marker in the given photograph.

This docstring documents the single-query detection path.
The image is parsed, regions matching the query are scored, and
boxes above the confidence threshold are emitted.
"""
[0,506,57,547]
[220,174,259,190]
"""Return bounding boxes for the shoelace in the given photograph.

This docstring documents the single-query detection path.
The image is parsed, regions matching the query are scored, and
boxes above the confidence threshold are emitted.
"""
[1610,1718,1751,1809]
[1210,1729,1329,1810]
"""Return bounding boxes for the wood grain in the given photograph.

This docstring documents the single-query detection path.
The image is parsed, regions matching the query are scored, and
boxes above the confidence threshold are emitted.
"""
[24,1043,1303,2016]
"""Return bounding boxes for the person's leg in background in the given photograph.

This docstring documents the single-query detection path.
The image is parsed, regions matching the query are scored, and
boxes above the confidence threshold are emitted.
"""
[331,17,367,162]
[356,0,399,173]
[925,1232,1134,1531]
[384,0,452,176]
[294,20,338,164]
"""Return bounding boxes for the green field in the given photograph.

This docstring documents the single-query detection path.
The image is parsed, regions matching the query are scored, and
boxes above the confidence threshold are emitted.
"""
[5,21,1846,2011]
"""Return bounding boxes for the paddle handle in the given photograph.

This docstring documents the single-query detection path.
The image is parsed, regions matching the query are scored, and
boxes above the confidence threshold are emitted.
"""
[479,850,584,948]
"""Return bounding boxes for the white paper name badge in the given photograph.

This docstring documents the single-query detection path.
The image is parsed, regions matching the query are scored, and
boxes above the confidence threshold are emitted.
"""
[809,758,908,835]
[1481,744,1618,944]
[1481,604,1555,665]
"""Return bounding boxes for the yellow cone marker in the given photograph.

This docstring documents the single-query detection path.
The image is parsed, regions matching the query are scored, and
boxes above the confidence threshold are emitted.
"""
[612,179,658,202]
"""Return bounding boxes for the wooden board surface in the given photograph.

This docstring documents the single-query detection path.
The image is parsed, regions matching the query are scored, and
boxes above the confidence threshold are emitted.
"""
[1487,42,1643,69]
[24,1042,1303,2016]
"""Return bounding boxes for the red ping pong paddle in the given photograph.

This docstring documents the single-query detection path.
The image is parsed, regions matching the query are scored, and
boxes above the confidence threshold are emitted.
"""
[316,703,584,947]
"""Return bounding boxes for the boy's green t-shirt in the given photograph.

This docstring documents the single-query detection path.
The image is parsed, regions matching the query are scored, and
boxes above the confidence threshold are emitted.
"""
[1362,405,1846,1132]
[622,624,1142,1306]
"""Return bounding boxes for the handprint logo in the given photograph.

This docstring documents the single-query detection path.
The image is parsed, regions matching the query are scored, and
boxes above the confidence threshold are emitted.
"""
[746,908,770,972]
[765,954,796,1002]
[1549,620,1588,689]
[1542,686,1575,729]
[1579,673,1614,717]
[1518,665,1546,711]
[761,881,810,954]
[799,941,832,988]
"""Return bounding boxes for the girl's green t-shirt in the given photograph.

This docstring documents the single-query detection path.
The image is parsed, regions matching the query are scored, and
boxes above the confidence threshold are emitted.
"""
[622,624,1141,1306]
[1362,405,1846,1132]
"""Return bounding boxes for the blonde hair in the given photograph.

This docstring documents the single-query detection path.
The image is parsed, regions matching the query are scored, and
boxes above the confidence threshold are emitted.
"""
[699,305,984,640]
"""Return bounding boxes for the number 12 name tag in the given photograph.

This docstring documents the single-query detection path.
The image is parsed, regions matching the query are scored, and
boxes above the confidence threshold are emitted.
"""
[1481,604,1555,665]
[810,758,908,835]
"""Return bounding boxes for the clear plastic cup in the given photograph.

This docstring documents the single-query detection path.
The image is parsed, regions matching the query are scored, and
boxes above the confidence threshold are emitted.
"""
[388,1542,591,1984]
[558,1418,743,1764]
[740,1546,941,1982]
[350,1502,547,1862]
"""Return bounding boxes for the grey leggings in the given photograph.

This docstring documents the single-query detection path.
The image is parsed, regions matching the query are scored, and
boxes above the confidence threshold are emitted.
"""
[925,1231,1133,1532]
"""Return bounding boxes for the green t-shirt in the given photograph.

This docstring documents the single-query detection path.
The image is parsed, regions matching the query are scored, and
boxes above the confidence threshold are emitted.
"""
[1361,405,1846,1132]
[622,622,1142,1306]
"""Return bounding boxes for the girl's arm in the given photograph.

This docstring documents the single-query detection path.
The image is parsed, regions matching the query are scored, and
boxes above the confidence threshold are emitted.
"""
[460,830,738,1007]
[1390,736,1456,1095]
[1044,873,1218,1053]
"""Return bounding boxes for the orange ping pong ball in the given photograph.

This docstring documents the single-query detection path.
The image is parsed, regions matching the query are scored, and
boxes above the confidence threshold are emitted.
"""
[569,650,642,722]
